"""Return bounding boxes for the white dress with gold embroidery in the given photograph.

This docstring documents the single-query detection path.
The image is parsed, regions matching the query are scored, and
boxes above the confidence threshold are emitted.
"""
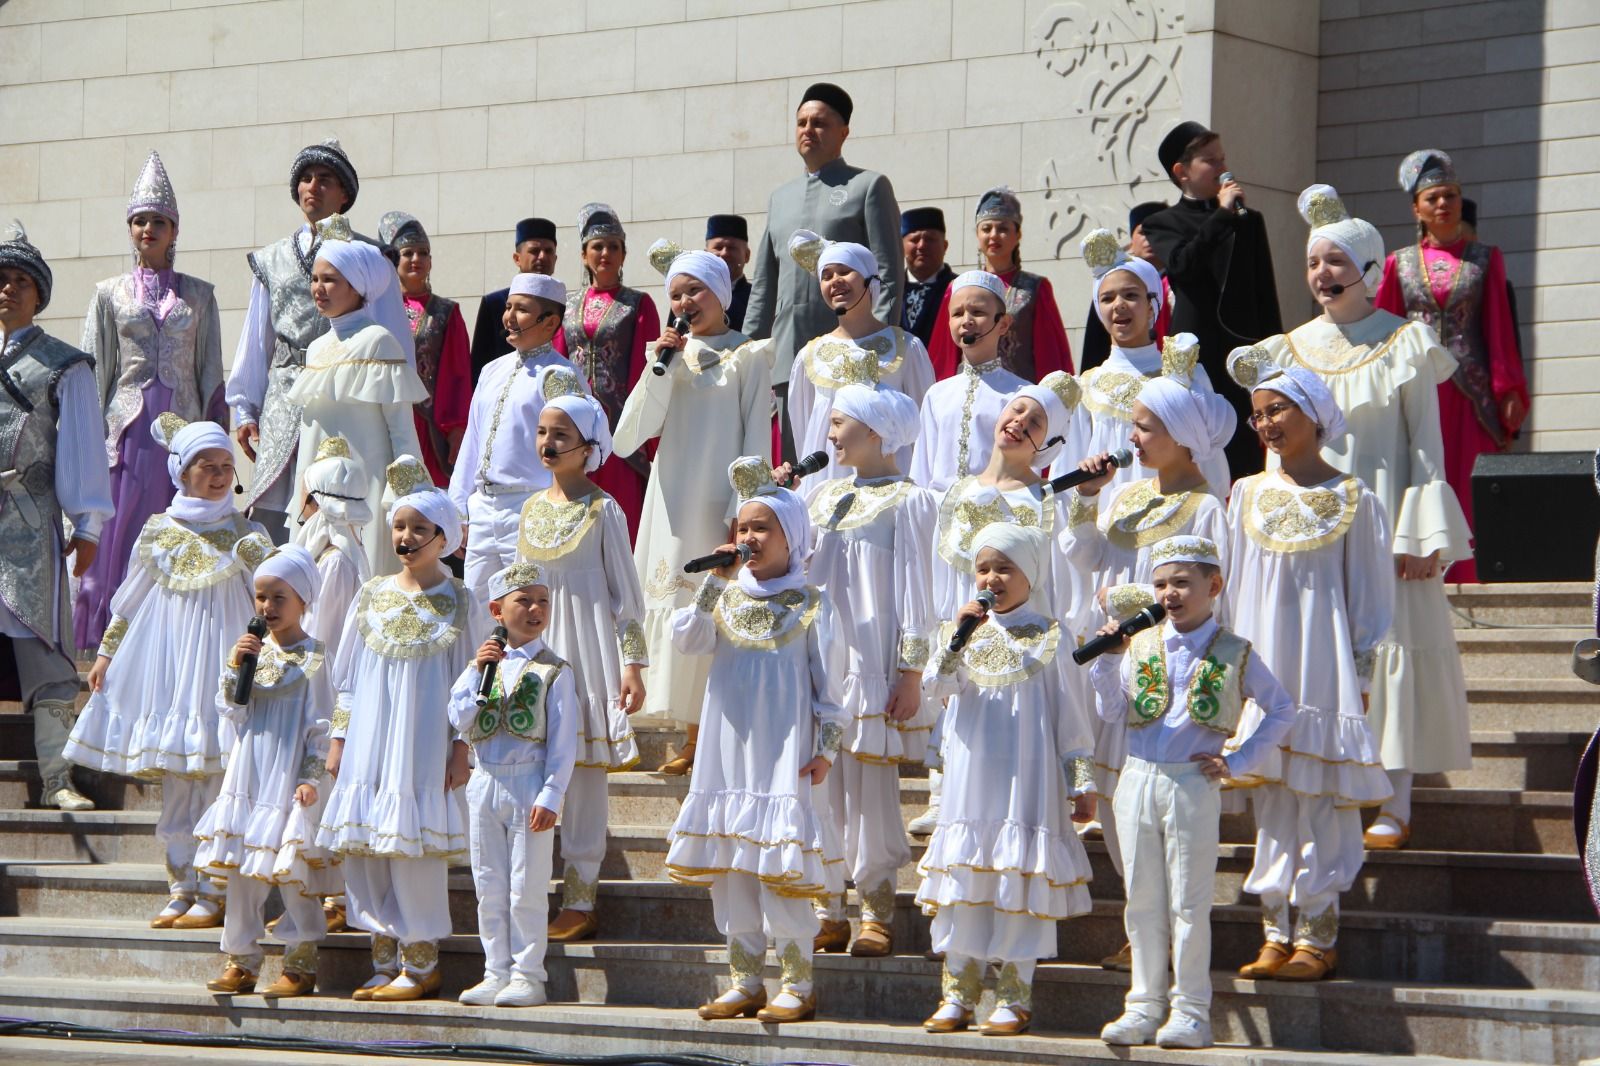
[664,577,849,898]
[787,326,935,485]
[286,321,426,578]
[65,511,268,779]
[517,488,645,769]
[1222,472,1395,805]
[1259,311,1472,772]
[933,476,1066,622]
[315,575,473,860]
[612,331,773,723]
[303,545,363,665]
[195,635,341,895]
[916,608,1095,960]
[806,475,938,763]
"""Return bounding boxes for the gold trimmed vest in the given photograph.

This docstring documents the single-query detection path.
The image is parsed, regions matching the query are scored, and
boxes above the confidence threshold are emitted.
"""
[467,649,567,745]
[1125,625,1251,736]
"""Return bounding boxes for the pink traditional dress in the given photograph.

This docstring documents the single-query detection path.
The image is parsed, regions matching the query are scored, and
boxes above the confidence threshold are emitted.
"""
[1376,237,1528,582]
[402,291,471,486]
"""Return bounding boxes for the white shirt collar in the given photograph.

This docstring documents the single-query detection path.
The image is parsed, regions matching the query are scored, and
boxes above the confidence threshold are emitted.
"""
[1164,615,1218,650]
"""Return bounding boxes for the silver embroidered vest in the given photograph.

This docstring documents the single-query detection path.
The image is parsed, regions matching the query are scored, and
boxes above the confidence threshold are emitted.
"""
[1394,242,1502,447]
[997,271,1042,382]
[242,237,329,508]
[0,330,93,652]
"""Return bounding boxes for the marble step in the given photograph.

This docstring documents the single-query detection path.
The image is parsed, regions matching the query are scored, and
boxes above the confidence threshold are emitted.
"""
[0,922,1595,1063]
[1444,581,1593,628]
[1463,679,1599,731]
[1453,627,1594,678]
[4,866,1597,992]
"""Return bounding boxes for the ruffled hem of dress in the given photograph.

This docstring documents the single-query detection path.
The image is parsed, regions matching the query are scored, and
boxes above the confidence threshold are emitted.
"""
[914,817,1093,920]
[841,671,934,764]
[1393,480,1473,561]
[273,787,343,897]
[287,359,427,407]
[664,788,844,899]
[315,781,468,861]
[1227,703,1392,808]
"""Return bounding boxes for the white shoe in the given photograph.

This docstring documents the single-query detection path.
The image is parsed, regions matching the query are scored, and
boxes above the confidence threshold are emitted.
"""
[1156,1013,1213,1049]
[47,787,94,812]
[1101,1010,1162,1046]
[494,975,546,1007]
[458,974,507,1005]
[907,805,940,835]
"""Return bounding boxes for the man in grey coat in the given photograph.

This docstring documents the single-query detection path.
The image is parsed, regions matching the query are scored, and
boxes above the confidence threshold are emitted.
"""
[744,82,903,461]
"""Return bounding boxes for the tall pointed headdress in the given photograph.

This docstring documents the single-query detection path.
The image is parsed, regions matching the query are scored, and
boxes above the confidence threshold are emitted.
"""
[127,150,179,224]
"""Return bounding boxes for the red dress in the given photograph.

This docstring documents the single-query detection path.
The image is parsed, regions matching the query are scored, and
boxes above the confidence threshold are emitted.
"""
[927,268,1073,382]
[553,284,659,541]
[403,292,471,487]
[1376,239,1528,582]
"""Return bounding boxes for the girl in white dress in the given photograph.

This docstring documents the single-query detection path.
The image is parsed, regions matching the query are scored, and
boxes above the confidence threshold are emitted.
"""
[665,457,849,1025]
[195,544,336,998]
[65,416,271,930]
[317,459,474,1001]
[613,247,772,774]
[1060,229,1232,496]
[918,523,1096,1036]
[800,377,937,957]
[785,230,935,483]
[517,389,647,941]
[285,224,426,578]
[1222,358,1394,982]
[1253,184,1472,850]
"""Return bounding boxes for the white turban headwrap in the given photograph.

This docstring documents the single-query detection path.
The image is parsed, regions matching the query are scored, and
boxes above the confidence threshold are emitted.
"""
[158,417,233,490]
[793,230,882,306]
[387,487,463,557]
[315,239,416,366]
[1245,363,1348,442]
[544,391,613,474]
[665,250,732,312]
[727,456,811,598]
[1137,376,1237,466]
[1081,227,1162,328]
[254,543,320,607]
[971,522,1047,589]
[296,438,372,583]
[1299,184,1384,297]
[831,383,920,455]
[1011,371,1080,470]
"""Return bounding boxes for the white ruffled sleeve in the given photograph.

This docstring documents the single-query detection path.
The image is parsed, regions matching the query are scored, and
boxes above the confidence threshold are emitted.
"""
[601,498,649,667]
[785,340,818,455]
[446,662,480,738]
[808,590,850,761]
[893,489,938,673]
[899,332,936,409]
[670,575,724,657]
[613,348,672,457]
[922,625,967,704]
[299,661,336,779]
[1344,486,1397,687]
[1394,347,1472,560]
[288,327,428,408]
[328,588,367,739]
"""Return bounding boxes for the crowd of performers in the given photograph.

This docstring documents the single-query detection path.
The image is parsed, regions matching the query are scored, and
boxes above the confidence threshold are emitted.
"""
[0,91,1536,1049]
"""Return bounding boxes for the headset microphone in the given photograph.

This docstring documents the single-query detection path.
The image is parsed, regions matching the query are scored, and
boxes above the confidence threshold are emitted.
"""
[395,529,441,557]
[960,321,999,347]
[1326,261,1376,297]
[831,280,877,318]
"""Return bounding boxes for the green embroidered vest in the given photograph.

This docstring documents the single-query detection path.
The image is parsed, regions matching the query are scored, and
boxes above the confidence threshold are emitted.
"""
[1125,626,1251,736]
[467,650,566,744]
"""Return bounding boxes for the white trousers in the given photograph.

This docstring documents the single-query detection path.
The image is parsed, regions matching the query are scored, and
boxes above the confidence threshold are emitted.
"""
[159,774,222,898]
[219,872,326,970]
[710,872,819,995]
[465,489,532,612]
[468,763,555,981]
[342,854,452,970]
[1244,785,1359,949]
[1113,757,1221,1026]
[817,754,909,922]
[558,765,606,912]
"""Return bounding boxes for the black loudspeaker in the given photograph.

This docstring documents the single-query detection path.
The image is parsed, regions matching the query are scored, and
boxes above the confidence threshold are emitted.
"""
[1471,451,1600,583]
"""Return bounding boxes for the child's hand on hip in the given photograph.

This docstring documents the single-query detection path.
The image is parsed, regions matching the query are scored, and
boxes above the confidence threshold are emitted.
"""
[1191,752,1229,780]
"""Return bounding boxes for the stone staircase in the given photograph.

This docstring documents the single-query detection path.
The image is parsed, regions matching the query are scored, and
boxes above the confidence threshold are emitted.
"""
[0,582,1595,1065]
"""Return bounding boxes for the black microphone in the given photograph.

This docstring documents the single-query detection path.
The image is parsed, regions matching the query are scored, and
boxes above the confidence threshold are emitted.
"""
[1219,172,1247,217]
[831,283,876,317]
[231,616,270,705]
[790,450,829,481]
[960,321,999,347]
[1045,448,1134,495]
[1327,261,1377,297]
[1072,603,1168,665]
[684,542,752,575]
[476,624,510,706]
[947,590,997,653]
[395,529,440,556]
[652,314,690,376]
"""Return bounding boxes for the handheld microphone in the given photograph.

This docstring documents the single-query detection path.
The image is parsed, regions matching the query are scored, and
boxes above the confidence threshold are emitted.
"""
[1045,448,1134,495]
[395,529,441,557]
[790,450,829,481]
[1072,603,1168,665]
[652,314,691,376]
[231,616,270,705]
[1326,261,1377,297]
[947,590,997,653]
[1219,172,1247,217]
[684,542,752,575]
[476,625,510,706]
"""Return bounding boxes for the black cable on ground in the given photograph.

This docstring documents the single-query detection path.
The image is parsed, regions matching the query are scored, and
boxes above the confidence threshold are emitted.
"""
[0,1018,755,1066]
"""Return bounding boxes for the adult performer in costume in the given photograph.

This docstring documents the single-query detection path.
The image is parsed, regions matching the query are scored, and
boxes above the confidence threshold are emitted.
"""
[704,215,752,331]
[899,207,956,349]
[75,150,226,649]
[1375,149,1529,582]
[552,203,658,541]
[1249,183,1472,852]
[470,218,558,385]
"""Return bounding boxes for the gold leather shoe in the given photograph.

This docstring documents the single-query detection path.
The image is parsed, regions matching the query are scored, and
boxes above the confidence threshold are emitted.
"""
[323,903,347,934]
[150,896,192,930]
[1275,945,1337,981]
[813,918,850,953]
[548,908,599,943]
[978,1007,1032,1036]
[923,1002,974,1033]
[697,985,767,1020]
[849,919,892,957]
[206,965,257,994]
[658,741,696,776]
[352,973,397,1001]
[172,901,225,930]
[261,971,316,998]
[369,969,442,1001]
[756,990,816,1023]
[1238,940,1293,979]
[1101,940,1133,971]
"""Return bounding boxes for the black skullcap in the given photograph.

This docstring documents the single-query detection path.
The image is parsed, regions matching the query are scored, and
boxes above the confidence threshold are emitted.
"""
[1157,121,1214,185]
[1461,198,1478,229]
[1128,201,1167,233]
[290,138,358,212]
[800,82,853,124]
[900,207,946,236]
[515,217,557,246]
[705,214,748,242]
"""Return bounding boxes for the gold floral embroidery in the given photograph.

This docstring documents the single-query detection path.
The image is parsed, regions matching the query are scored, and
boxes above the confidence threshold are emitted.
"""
[1068,492,1098,528]
[1065,754,1096,795]
[1081,367,1146,418]
[401,940,438,972]
[356,577,467,660]
[99,615,129,657]
[250,642,323,693]
[1262,900,1291,944]
[331,706,351,731]
[778,939,813,990]
[297,753,325,783]
[139,516,251,591]
[1105,582,1156,621]
[693,578,724,613]
[728,939,765,986]
[282,941,318,975]
[1242,473,1361,554]
[712,585,820,650]
[618,619,647,664]
[562,866,598,908]
[816,721,844,760]
[646,558,692,603]
[959,619,1060,687]
[371,934,398,969]
[1104,478,1209,551]
[518,490,602,562]
[942,958,982,1007]
[936,477,1052,573]
[1294,905,1339,948]
[995,962,1032,1009]
[898,633,930,671]
[808,476,913,532]
[860,879,895,922]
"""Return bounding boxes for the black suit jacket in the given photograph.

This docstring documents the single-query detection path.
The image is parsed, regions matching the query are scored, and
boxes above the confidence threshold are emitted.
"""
[901,263,957,348]
[470,287,512,387]
[727,275,752,333]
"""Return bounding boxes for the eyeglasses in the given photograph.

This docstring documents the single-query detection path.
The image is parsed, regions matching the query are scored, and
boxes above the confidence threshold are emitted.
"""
[1247,401,1299,430]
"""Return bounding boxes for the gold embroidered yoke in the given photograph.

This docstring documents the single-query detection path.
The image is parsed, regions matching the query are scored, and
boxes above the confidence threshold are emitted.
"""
[517,488,648,667]
[1237,472,1362,553]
